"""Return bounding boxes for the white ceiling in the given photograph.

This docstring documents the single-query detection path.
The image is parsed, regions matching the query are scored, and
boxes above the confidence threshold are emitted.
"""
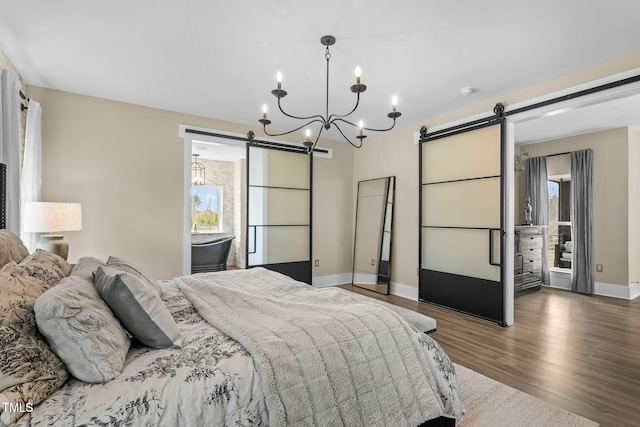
[1,1,640,147]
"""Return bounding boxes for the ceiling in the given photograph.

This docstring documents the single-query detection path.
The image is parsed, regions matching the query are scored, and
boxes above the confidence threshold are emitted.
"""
[1,1,640,147]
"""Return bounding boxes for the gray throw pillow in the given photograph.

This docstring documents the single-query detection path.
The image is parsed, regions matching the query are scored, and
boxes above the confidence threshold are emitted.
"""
[34,273,131,383]
[94,266,183,349]
[105,256,161,294]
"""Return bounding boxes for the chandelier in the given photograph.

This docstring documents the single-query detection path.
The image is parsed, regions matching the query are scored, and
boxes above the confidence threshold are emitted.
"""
[258,35,401,153]
[191,154,205,186]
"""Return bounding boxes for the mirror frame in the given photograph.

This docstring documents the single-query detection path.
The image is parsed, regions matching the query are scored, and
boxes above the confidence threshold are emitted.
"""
[351,176,395,295]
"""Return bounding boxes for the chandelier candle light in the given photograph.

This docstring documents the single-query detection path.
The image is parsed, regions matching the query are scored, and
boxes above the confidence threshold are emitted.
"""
[259,35,401,152]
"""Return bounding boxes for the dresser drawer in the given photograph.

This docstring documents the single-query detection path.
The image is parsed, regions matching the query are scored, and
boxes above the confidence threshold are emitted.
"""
[522,257,542,272]
[513,270,541,285]
[515,271,542,287]
[519,235,543,250]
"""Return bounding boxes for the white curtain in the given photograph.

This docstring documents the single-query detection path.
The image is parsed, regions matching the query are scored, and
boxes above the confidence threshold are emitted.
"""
[21,99,42,250]
[0,69,21,234]
[526,156,550,286]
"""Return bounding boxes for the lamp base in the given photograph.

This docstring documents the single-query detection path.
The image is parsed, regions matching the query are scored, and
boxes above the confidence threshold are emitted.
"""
[36,235,69,260]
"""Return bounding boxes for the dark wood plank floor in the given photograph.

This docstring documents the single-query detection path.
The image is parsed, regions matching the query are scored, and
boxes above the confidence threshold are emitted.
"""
[339,284,640,427]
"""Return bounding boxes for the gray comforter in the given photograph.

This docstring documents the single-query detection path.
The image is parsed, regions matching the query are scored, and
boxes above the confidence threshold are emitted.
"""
[177,267,464,426]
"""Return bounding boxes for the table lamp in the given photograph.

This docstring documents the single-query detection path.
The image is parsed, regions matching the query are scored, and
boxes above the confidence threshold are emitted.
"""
[23,202,82,260]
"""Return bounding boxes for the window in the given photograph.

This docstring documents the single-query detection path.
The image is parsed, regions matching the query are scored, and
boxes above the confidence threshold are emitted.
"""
[548,176,571,268]
[191,186,223,232]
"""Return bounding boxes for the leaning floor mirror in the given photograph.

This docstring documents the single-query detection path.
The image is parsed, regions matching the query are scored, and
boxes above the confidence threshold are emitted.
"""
[352,176,395,295]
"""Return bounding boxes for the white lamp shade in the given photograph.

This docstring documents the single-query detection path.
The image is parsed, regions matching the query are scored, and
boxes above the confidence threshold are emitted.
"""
[23,202,83,233]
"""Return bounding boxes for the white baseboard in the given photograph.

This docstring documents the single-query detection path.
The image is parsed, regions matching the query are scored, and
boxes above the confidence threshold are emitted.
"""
[310,274,420,302]
[389,281,419,301]
[549,269,638,300]
[595,281,639,300]
[312,273,351,288]
[312,272,640,301]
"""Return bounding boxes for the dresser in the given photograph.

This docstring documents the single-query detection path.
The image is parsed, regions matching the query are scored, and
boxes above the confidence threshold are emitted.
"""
[514,226,544,295]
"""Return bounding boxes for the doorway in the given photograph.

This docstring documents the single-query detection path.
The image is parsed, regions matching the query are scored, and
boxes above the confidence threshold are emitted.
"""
[508,68,640,301]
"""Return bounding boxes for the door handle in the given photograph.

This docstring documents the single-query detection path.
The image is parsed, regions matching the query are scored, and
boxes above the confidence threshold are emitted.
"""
[489,228,502,266]
[248,225,257,254]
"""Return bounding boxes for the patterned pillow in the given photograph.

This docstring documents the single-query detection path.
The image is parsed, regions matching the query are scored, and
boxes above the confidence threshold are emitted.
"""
[0,230,29,268]
[105,256,161,294]
[34,271,131,383]
[18,249,72,290]
[0,269,46,334]
[0,325,69,425]
[94,266,183,349]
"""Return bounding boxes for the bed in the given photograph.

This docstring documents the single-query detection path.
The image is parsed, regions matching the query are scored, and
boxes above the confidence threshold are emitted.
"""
[0,228,464,426]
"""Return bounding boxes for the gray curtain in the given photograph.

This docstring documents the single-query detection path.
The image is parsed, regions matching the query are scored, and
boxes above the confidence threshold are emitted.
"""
[526,156,550,286]
[570,149,594,294]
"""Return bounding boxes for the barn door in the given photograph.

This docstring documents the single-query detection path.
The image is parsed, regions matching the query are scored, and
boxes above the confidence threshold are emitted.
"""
[246,143,312,284]
[419,118,506,325]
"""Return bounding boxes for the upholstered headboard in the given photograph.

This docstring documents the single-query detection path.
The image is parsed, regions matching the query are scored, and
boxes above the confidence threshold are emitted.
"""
[0,162,6,229]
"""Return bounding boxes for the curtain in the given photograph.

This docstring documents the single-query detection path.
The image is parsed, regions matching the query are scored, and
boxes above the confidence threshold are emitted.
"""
[571,149,594,294]
[21,99,42,251]
[0,69,21,235]
[526,156,550,286]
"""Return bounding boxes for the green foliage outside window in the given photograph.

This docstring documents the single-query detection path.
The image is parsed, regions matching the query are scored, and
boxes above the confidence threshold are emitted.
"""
[191,187,221,231]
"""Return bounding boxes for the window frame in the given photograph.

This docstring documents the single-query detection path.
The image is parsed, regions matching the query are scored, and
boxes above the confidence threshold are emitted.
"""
[548,174,571,270]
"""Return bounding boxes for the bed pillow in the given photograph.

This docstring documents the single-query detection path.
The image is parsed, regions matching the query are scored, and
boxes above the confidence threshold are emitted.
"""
[0,269,68,425]
[0,325,69,425]
[71,256,105,282]
[94,265,183,349]
[34,267,131,383]
[0,269,45,334]
[0,230,29,268]
[18,249,72,290]
[105,255,161,293]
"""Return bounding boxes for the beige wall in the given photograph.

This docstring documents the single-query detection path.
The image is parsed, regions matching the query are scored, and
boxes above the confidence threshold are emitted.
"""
[28,86,353,280]
[629,128,640,284]
[354,53,640,291]
[312,139,354,278]
[353,125,420,288]
[516,128,630,287]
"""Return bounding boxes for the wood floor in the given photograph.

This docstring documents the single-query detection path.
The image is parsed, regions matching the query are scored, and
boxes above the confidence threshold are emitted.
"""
[340,284,640,427]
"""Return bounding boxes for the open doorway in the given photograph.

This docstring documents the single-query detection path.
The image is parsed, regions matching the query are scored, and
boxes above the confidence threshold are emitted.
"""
[190,139,246,270]
[510,69,640,300]
[180,126,247,275]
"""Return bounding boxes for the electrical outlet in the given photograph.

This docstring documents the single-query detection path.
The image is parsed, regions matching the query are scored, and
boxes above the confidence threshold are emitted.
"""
[596,264,603,272]
[314,260,319,267]
[371,259,375,266]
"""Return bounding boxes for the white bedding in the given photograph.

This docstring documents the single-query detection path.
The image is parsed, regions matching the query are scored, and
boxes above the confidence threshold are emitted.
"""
[18,280,268,426]
[18,268,463,426]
